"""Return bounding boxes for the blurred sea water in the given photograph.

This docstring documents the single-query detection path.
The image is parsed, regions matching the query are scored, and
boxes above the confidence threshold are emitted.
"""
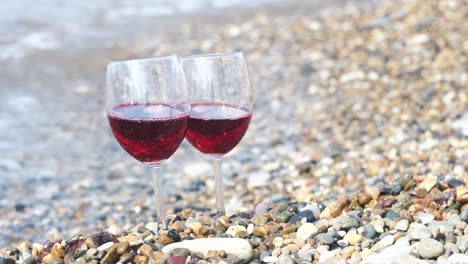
[0,0,280,60]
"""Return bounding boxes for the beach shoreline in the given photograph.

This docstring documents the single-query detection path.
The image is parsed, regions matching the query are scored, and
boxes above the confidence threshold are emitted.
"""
[1,0,467,262]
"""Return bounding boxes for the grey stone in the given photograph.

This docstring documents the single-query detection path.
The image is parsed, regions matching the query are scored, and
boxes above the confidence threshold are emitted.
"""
[460,210,468,223]
[363,224,377,239]
[315,233,334,245]
[334,216,359,230]
[259,251,271,262]
[416,238,444,259]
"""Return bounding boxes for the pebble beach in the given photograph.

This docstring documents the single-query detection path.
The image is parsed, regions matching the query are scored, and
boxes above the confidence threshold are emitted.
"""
[0,0,467,263]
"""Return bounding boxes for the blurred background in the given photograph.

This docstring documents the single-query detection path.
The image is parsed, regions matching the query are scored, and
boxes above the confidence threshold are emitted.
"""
[0,0,466,248]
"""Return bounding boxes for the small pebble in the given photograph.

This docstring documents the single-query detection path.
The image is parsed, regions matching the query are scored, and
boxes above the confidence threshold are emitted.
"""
[315,233,334,245]
[416,238,444,259]
[362,224,377,239]
[395,219,409,231]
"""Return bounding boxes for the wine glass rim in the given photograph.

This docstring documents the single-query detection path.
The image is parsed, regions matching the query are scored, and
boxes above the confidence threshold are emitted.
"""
[182,51,244,59]
[107,54,178,65]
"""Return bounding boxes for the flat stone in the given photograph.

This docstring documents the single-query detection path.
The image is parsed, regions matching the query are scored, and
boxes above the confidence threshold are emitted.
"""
[297,223,318,241]
[416,238,444,259]
[395,219,409,231]
[162,238,252,263]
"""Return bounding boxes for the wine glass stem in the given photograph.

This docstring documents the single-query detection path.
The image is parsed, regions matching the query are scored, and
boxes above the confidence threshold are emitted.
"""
[212,157,226,215]
[150,164,166,230]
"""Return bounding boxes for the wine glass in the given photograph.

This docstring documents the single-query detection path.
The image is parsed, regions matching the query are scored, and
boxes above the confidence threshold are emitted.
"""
[106,55,189,229]
[182,52,253,215]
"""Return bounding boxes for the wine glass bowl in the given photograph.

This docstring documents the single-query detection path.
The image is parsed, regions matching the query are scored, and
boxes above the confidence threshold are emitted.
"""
[106,55,189,228]
[182,52,253,214]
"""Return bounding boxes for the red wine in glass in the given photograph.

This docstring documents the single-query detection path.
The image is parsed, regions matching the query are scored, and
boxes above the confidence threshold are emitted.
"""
[186,102,251,156]
[107,103,189,163]
[182,52,253,215]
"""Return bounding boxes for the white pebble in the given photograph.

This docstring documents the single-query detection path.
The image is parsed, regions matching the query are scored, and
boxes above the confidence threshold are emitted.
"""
[97,242,114,251]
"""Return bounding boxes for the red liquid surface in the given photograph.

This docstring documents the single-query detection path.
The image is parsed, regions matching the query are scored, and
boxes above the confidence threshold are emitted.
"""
[186,103,252,155]
[107,103,188,163]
